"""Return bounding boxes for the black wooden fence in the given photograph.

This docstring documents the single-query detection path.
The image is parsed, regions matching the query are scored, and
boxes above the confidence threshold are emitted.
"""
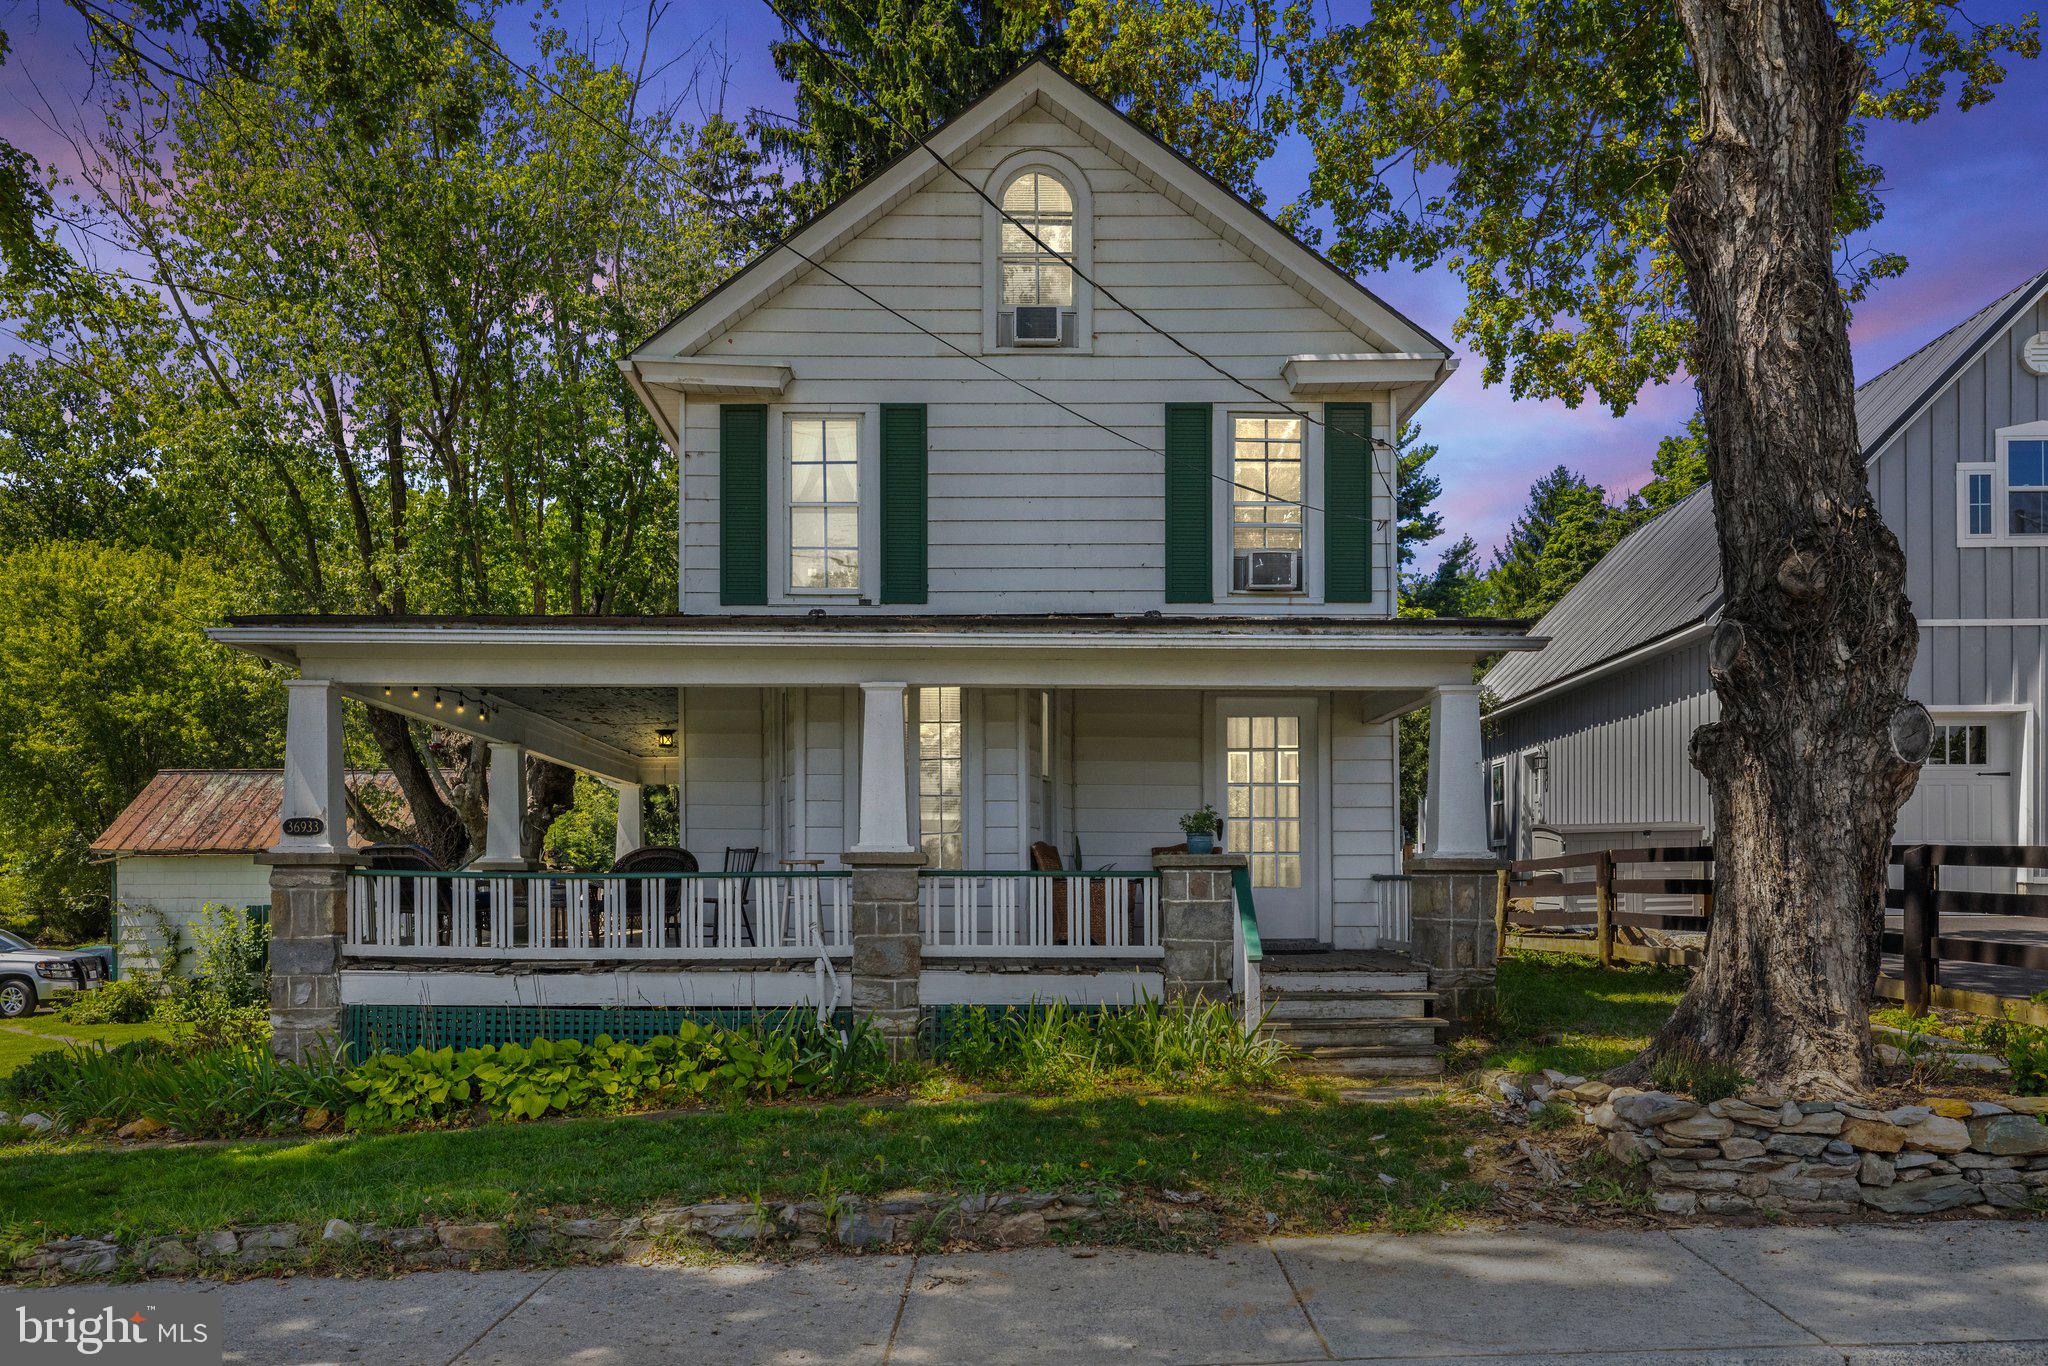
[1886,843,2048,1014]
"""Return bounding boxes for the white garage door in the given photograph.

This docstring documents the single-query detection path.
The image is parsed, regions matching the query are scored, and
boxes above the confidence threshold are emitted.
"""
[1896,714,2022,893]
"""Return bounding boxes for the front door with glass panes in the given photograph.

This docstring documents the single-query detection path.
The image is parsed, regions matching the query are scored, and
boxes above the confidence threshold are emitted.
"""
[1217,701,1320,943]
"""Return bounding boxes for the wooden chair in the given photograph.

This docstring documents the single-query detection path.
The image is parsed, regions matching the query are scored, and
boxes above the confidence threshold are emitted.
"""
[704,847,761,946]
[1032,841,1113,946]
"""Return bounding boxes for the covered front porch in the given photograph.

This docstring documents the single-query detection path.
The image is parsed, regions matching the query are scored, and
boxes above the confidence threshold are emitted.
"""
[217,615,1524,1062]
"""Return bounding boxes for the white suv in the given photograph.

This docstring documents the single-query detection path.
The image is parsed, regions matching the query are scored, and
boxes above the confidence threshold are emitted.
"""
[0,930,107,1018]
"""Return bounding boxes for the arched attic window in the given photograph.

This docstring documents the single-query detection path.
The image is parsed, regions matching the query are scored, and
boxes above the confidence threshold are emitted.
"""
[986,158,1091,350]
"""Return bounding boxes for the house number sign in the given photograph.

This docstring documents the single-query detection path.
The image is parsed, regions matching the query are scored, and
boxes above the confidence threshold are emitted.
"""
[282,816,326,838]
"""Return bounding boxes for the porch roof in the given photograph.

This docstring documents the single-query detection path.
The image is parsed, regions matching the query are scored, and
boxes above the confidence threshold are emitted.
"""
[211,614,1536,787]
[222,610,1534,636]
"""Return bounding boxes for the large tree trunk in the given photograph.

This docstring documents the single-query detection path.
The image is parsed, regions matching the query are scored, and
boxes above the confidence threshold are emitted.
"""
[1633,0,1926,1096]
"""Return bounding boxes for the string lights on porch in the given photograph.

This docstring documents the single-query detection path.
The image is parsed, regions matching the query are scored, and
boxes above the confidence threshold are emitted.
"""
[381,686,491,726]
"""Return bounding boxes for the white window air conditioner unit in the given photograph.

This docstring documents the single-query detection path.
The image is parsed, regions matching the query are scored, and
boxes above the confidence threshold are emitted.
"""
[1235,548,1303,592]
[1002,306,1078,348]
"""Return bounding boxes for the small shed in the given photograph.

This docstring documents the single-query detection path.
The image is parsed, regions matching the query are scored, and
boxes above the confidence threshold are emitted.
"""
[92,769,397,977]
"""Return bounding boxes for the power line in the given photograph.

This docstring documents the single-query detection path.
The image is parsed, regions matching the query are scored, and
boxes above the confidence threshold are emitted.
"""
[763,5,1392,449]
[444,8,1397,534]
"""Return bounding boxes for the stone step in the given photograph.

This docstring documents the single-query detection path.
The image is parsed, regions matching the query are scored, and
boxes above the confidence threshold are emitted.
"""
[1288,1046,1446,1078]
[1265,1019,1446,1050]
[1255,970,1430,995]
[1264,990,1438,1021]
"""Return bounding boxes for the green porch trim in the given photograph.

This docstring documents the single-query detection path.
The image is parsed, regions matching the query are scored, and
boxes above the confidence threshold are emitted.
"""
[1231,865,1263,962]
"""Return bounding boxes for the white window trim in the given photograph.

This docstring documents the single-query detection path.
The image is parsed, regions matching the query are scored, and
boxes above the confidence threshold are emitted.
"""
[1214,406,1322,602]
[1958,420,2048,547]
[769,407,880,603]
[980,149,1093,355]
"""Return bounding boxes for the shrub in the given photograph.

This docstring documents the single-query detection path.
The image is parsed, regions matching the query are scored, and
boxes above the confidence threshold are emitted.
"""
[1966,1018,2048,1095]
[25,1040,349,1138]
[939,998,1289,1092]
[340,1018,857,1129]
[55,976,158,1024]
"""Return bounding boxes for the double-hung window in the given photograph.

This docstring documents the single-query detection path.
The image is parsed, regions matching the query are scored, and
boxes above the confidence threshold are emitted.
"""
[1959,426,2048,545]
[2009,439,2048,536]
[788,416,859,591]
[1488,760,1507,848]
[999,172,1075,310]
[1230,415,1305,589]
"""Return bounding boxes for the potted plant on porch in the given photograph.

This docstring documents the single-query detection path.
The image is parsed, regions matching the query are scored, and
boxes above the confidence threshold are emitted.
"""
[1179,804,1222,855]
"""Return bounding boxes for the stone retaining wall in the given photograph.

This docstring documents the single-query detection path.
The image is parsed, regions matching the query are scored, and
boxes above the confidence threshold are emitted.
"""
[7,1192,1109,1282]
[1574,1082,2048,1216]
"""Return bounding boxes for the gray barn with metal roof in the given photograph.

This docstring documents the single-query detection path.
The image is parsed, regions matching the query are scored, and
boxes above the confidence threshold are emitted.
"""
[1482,269,2048,884]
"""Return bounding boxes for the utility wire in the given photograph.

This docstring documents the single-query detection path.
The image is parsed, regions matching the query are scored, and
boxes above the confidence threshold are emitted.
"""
[764,3,1400,451]
[446,9,1397,534]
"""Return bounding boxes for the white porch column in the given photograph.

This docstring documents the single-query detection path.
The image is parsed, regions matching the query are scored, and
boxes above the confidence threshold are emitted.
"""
[475,740,528,870]
[613,781,645,859]
[275,679,349,856]
[1420,684,1492,860]
[851,682,914,854]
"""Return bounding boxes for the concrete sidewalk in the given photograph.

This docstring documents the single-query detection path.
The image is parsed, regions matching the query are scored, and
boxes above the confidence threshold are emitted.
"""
[15,1219,2048,1364]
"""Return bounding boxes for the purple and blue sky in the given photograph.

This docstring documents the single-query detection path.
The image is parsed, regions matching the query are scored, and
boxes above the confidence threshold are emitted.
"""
[6,1,2043,564]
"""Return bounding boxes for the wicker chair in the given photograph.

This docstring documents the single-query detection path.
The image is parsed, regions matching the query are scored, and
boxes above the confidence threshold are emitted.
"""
[1031,840,1116,946]
[358,844,447,946]
[612,845,697,947]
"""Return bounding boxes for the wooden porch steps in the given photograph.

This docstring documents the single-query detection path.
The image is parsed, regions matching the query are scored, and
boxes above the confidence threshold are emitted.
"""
[1258,951,1445,1077]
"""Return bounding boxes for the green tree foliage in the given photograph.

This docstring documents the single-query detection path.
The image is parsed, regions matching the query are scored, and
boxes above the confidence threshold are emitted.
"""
[0,544,283,941]
[17,0,779,866]
[1282,2,2039,411]
[1394,421,1444,571]
[760,0,1297,210]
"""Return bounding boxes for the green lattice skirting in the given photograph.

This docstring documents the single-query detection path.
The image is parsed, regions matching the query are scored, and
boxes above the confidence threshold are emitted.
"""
[342,1004,808,1055]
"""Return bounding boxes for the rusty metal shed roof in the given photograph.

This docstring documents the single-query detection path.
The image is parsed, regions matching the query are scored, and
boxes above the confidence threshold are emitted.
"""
[91,769,399,856]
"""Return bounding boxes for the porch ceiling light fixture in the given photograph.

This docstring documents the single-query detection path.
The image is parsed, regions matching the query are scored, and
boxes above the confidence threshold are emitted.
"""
[655,727,677,750]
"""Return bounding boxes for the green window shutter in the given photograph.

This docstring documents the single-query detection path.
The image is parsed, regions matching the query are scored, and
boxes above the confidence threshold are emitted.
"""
[719,403,768,606]
[1163,403,1213,603]
[879,403,928,604]
[1324,402,1374,603]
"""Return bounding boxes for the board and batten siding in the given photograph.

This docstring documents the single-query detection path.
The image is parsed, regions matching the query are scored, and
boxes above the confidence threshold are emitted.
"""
[1488,293,2048,857]
[676,108,1398,616]
[1486,638,1720,853]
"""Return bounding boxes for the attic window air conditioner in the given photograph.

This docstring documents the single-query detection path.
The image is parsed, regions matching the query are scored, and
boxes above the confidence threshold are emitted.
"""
[1014,305,1062,344]
[1001,306,1077,348]
[1235,548,1303,592]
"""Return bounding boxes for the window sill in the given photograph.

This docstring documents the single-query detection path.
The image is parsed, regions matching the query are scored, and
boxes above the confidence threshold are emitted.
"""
[981,344,1094,357]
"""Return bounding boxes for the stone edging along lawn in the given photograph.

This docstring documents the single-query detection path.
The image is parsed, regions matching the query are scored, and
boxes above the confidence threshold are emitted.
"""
[9,1190,1114,1283]
[1500,1069,2048,1216]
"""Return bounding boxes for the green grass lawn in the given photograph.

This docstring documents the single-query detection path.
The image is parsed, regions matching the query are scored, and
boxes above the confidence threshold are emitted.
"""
[0,953,1688,1249]
[1459,950,1689,1078]
[0,1091,1489,1245]
[0,1012,173,1078]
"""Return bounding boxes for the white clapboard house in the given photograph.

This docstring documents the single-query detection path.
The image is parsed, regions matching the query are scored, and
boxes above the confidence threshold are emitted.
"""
[215,62,1533,1073]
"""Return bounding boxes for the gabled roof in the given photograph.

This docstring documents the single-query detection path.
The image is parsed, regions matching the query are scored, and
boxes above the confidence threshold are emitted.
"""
[92,769,402,857]
[1485,267,2048,709]
[627,58,1449,369]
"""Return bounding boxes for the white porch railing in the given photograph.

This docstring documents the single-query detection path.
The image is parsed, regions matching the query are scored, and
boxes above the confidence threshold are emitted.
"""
[1373,873,1413,948]
[919,871,1162,957]
[345,871,852,960]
